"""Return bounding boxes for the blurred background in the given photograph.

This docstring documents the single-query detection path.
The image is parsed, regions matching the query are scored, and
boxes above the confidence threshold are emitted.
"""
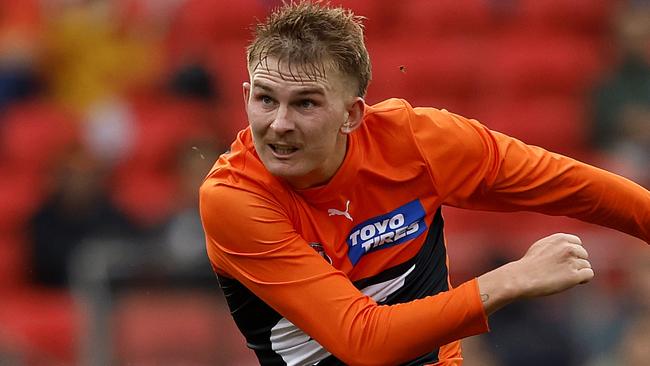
[0,0,648,365]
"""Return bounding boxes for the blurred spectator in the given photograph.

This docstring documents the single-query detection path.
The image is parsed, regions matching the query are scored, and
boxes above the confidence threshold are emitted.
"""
[0,1,44,113]
[482,253,578,366]
[586,315,650,366]
[82,96,136,168]
[159,139,223,284]
[29,146,145,288]
[169,62,217,101]
[591,2,650,187]
[0,33,43,113]
[615,314,650,366]
[43,0,162,115]
[584,246,650,366]
[460,335,500,366]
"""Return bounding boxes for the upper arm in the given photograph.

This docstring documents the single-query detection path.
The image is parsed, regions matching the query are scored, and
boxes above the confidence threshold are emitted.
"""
[408,107,500,203]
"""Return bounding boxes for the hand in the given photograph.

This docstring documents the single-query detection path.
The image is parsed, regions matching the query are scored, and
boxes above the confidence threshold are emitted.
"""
[478,233,594,315]
[511,233,594,297]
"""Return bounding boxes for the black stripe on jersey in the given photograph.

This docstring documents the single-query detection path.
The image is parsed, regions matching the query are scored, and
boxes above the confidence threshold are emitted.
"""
[318,207,449,366]
[217,275,286,365]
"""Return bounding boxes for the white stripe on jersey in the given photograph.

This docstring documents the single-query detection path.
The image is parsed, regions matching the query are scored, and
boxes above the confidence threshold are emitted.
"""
[270,264,417,365]
[360,264,416,303]
[270,317,331,366]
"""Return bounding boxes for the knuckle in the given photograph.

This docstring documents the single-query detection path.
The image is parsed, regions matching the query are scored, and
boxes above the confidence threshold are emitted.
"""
[561,246,575,257]
[554,233,582,244]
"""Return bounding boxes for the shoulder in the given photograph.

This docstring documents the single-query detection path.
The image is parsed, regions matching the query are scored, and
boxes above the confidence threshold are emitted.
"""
[363,98,460,131]
[362,98,486,147]
[363,98,414,127]
[200,167,288,227]
[200,130,293,236]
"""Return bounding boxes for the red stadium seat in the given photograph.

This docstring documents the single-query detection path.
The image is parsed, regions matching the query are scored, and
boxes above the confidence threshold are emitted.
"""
[0,289,82,364]
[0,0,42,34]
[366,37,481,105]
[478,34,606,98]
[110,165,179,227]
[471,95,588,156]
[0,101,79,171]
[206,41,268,139]
[0,233,29,290]
[0,162,48,232]
[330,0,404,37]
[392,0,493,37]
[207,41,249,105]
[166,0,270,63]
[125,96,209,168]
[515,0,620,35]
[113,291,257,365]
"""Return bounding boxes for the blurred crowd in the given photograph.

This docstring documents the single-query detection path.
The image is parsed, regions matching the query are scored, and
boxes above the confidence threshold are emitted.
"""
[0,0,648,365]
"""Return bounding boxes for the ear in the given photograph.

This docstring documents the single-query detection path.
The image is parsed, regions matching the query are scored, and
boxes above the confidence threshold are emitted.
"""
[340,97,365,134]
[242,82,251,108]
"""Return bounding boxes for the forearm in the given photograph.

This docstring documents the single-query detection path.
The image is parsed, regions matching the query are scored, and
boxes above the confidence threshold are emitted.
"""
[358,280,488,364]
[242,272,489,366]
[477,263,520,316]
[522,155,650,243]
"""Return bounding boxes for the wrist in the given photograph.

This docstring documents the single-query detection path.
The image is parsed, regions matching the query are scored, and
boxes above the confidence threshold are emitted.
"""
[477,262,522,316]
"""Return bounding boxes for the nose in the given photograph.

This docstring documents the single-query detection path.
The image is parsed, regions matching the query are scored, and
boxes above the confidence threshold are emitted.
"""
[270,104,295,134]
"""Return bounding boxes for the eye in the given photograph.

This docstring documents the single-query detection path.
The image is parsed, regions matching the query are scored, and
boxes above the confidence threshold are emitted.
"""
[298,99,317,109]
[256,95,275,107]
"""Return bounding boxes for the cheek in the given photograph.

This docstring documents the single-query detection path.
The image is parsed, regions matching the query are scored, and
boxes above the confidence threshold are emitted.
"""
[306,125,340,155]
[247,108,269,131]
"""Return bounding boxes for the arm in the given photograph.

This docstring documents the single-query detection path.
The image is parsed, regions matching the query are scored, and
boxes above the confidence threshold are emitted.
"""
[200,183,488,366]
[409,107,650,243]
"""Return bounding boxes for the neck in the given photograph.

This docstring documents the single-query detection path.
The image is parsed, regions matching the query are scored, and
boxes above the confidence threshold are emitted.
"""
[289,134,349,190]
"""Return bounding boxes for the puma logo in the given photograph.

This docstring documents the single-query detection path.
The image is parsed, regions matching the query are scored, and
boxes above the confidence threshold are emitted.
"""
[328,200,353,221]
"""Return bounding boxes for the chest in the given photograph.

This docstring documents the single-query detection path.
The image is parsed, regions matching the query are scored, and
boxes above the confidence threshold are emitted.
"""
[289,172,440,280]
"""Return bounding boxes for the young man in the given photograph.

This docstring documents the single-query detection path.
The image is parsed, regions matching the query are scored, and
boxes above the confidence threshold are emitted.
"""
[199,3,650,365]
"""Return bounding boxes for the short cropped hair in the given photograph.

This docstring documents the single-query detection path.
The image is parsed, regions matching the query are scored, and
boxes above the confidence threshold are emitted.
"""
[247,1,371,98]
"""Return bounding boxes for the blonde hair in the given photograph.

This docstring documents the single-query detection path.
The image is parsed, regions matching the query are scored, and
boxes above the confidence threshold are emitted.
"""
[247,1,371,97]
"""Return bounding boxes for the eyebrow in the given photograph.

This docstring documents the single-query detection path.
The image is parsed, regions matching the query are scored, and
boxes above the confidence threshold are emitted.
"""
[253,82,326,96]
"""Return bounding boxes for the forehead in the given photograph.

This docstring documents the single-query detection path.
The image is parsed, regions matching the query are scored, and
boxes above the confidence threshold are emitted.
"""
[249,57,350,94]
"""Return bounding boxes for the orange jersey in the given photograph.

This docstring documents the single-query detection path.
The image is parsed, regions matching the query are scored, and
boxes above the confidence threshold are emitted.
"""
[200,99,650,366]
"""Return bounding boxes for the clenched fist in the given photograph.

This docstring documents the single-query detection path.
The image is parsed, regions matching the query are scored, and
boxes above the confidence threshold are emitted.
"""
[478,233,594,315]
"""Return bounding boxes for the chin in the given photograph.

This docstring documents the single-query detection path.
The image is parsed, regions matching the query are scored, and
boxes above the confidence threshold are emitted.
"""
[263,160,303,179]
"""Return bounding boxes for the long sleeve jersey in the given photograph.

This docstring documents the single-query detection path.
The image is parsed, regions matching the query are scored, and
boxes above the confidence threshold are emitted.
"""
[200,98,650,366]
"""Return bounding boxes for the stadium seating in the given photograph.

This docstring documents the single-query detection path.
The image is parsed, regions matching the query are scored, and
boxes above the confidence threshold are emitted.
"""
[0,234,28,290]
[0,101,78,172]
[390,0,493,38]
[515,0,620,35]
[0,162,47,232]
[366,37,481,107]
[0,289,81,364]
[113,291,257,365]
[472,95,588,156]
[0,0,630,363]
[478,33,608,98]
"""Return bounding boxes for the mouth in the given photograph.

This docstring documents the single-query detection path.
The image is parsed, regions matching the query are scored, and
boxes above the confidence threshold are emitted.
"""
[268,143,299,158]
